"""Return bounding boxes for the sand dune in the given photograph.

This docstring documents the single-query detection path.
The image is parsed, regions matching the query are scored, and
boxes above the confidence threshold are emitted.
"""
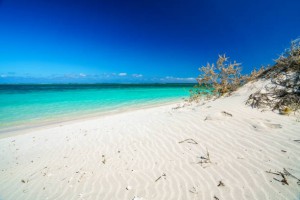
[0,81,300,200]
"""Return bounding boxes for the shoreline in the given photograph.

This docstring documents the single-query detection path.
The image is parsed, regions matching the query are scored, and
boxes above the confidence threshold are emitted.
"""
[0,81,299,200]
[0,98,185,139]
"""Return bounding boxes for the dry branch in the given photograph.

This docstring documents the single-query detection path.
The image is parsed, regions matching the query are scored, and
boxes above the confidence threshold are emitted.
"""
[178,139,198,144]
[217,181,225,187]
[266,168,300,185]
[214,196,220,200]
[155,173,166,182]
[197,148,211,166]
[283,168,300,185]
[221,111,233,117]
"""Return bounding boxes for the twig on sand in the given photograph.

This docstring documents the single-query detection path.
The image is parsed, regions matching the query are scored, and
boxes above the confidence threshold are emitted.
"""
[274,173,288,185]
[217,181,225,187]
[294,140,300,143]
[221,111,233,117]
[102,155,106,164]
[283,168,300,185]
[265,170,281,176]
[267,168,300,185]
[197,148,211,166]
[178,139,198,145]
[155,173,166,182]
[266,169,288,185]
[214,195,220,200]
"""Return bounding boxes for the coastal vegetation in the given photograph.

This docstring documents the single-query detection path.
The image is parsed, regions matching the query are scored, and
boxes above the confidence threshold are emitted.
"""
[191,38,300,114]
[246,38,300,114]
[190,54,263,101]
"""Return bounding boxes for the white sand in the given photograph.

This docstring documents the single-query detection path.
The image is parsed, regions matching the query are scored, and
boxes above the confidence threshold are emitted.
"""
[0,81,300,200]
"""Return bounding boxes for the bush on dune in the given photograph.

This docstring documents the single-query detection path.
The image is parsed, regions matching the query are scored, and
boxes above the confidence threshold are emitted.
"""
[190,54,263,101]
[191,38,300,115]
[246,38,300,114]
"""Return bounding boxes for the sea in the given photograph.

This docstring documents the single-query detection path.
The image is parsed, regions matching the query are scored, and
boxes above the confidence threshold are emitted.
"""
[0,84,193,131]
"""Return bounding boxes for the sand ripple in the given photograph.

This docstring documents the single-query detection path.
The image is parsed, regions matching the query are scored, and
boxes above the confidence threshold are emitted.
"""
[0,82,300,200]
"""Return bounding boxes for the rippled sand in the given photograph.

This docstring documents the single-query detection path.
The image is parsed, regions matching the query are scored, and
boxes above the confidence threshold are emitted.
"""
[0,81,299,200]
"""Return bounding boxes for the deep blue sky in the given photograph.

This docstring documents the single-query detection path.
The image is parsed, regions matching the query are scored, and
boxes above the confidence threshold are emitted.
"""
[0,0,299,83]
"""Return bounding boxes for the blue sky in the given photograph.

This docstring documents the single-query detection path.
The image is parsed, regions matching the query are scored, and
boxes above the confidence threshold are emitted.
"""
[0,0,299,83]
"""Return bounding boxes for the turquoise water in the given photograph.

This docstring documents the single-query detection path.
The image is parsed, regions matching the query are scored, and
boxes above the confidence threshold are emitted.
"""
[0,84,192,129]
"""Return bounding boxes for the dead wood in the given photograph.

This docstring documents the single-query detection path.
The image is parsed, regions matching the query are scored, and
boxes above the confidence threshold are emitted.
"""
[197,148,211,166]
[221,111,233,117]
[217,181,225,187]
[178,139,198,144]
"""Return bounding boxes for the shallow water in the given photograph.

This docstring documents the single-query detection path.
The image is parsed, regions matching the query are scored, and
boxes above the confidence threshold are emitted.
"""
[0,84,193,129]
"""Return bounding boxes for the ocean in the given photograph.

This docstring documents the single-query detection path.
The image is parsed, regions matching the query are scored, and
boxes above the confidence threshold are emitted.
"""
[0,84,193,130]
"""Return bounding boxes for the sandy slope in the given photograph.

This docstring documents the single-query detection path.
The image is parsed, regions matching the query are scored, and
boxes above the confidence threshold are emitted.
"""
[0,81,300,200]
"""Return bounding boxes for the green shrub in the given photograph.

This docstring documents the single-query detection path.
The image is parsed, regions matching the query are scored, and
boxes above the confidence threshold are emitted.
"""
[191,55,248,100]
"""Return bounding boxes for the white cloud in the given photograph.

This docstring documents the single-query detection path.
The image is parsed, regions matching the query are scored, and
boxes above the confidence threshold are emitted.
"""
[79,73,86,77]
[163,76,196,82]
[64,74,76,78]
[132,74,143,78]
[0,74,8,78]
[118,73,127,76]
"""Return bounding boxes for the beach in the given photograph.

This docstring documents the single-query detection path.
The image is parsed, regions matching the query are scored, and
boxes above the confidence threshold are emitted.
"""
[0,81,300,200]
[0,84,192,131]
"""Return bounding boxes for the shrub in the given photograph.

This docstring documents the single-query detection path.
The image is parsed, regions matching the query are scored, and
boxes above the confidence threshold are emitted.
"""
[191,38,300,115]
[246,38,300,114]
[190,55,248,100]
